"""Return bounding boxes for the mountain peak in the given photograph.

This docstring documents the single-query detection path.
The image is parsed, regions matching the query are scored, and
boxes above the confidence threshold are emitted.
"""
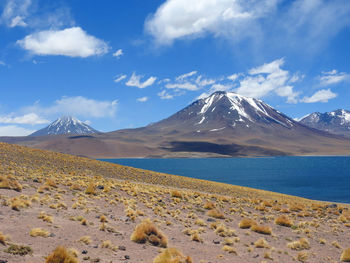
[29,116,99,137]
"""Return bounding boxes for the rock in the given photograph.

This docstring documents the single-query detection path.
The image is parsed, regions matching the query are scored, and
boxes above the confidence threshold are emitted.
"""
[253,254,259,258]
[93,245,98,248]
[124,255,130,260]
[97,185,104,190]
[49,233,56,237]
[207,218,215,222]
[213,239,220,244]
[82,250,88,254]
[0,260,8,263]
[33,179,39,183]
[90,259,100,263]
[327,204,337,209]
[119,245,126,251]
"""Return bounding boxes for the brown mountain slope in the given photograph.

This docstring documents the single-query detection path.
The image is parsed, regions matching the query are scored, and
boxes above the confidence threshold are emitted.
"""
[1,92,350,158]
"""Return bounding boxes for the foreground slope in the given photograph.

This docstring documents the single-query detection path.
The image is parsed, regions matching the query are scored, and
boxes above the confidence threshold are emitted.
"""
[0,142,349,263]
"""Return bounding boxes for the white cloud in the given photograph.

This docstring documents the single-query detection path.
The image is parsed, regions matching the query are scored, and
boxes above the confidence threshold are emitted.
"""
[165,82,198,91]
[319,70,349,86]
[0,113,49,125]
[158,90,174,100]
[176,71,197,81]
[114,74,127,83]
[195,75,215,86]
[145,0,273,44]
[227,73,240,81]
[197,83,233,100]
[113,49,123,58]
[301,89,337,103]
[0,61,5,66]
[126,72,157,89]
[25,96,118,118]
[1,0,31,28]
[17,27,109,58]
[137,96,149,102]
[235,58,299,103]
[0,125,34,136]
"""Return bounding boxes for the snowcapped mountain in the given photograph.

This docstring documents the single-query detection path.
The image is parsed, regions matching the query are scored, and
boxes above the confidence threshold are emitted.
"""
[149,91,297,134]
[299,109,350,138]
[30,116,99,136]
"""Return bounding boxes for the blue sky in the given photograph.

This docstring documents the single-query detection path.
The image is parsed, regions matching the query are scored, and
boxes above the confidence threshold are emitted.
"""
[0,0,350,135]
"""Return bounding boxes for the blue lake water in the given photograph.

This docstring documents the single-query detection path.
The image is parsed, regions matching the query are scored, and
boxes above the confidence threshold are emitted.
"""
[99,157,350,203]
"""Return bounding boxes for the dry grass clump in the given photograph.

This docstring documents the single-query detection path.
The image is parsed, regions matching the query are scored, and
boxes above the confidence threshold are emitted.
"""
[287,238,310,250]
[153,248,193,263]
[341,248,350,262]
[250,224,272,235]
[45,246,78,263]
[38,211,53,223]
[4,244,32,256]
[275,215,294,227]
[45,178,58,188]
[9,196,31,211]
[254,238,270,248]
[0,175,22,191]
[297,251,308,262]
[222,245,237,254]
[131,219,168,247]
[203,202,215,210]
[171,190,183,199]
[100,215,108,223]
[239,218,257,229]
[30,228,50,237]
[207,208,225,219]
[78,236,92,245]
[85,182,96,195]
[0,231,9,245]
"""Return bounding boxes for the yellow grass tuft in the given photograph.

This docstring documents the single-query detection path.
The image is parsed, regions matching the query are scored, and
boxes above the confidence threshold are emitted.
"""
[341,248,350,262]
[254,238,270,248]
[0,175,22,191]
[239,218,257,229]
[250,224,272,235]
[78,236,92,245]
[222,245,237,254]
[171,190,183,198]
[153,248,193,263]
[207,208,225,219]
[275,215,294,227]
[297,251,308,262]
[203,202,215,210]
[287,238,310,251]
[45,246,78,263]
[29,228,50,237]
[85,182,96,195]
[131,219,168,247]
[0,231,9,245]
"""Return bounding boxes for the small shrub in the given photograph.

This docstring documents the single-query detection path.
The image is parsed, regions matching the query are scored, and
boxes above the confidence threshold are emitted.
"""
[153,248,192,263]
[78,236,92,245]
[254,238,269,248]
[207,209,225,219]
[222,245,237,254]
[275,215,294,227]
[131,219,167,247]
[45,246,78,263]
[85,182,96,195]
[0,231,8,245]
[203,202,215,210]
[297,251,308,262]
[4,244,32,256]
[341,248,350,262]
[171,190,183,199]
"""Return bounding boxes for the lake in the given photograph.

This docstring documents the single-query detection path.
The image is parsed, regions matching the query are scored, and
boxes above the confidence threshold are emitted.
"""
[99,157,350,203]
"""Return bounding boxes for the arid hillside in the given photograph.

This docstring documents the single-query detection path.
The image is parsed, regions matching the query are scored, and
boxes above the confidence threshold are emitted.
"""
[0,142,349,263]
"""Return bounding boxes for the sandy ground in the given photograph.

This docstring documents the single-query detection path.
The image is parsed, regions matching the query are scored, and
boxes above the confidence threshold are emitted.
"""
[0,142,349,263]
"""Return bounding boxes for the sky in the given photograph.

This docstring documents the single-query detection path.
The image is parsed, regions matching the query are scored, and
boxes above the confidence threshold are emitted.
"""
[0,0,350,136]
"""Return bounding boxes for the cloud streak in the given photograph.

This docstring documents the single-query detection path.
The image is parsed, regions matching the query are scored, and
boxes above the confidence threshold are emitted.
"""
[126,72,157,89]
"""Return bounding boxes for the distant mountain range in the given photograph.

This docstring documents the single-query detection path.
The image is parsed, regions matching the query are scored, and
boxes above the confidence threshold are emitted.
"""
[299,109,350,138]
[1,91,350,158]
[30,116,99,136]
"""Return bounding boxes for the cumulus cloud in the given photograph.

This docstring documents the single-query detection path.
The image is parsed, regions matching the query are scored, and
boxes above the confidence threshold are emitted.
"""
[145,0,272,44]
[0,113,49,125]
[17,27,109,57]
[1,0,31,27]
[197,83,233,100]
[301,89,337,103]
[113,49,123,58]
[319,70,349,86]
[25,96,118,118]
[114,74,127,83]
[137,96,149,102]
[235,58,299,103]
[126,72,157,89]
[0,125,34,136]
